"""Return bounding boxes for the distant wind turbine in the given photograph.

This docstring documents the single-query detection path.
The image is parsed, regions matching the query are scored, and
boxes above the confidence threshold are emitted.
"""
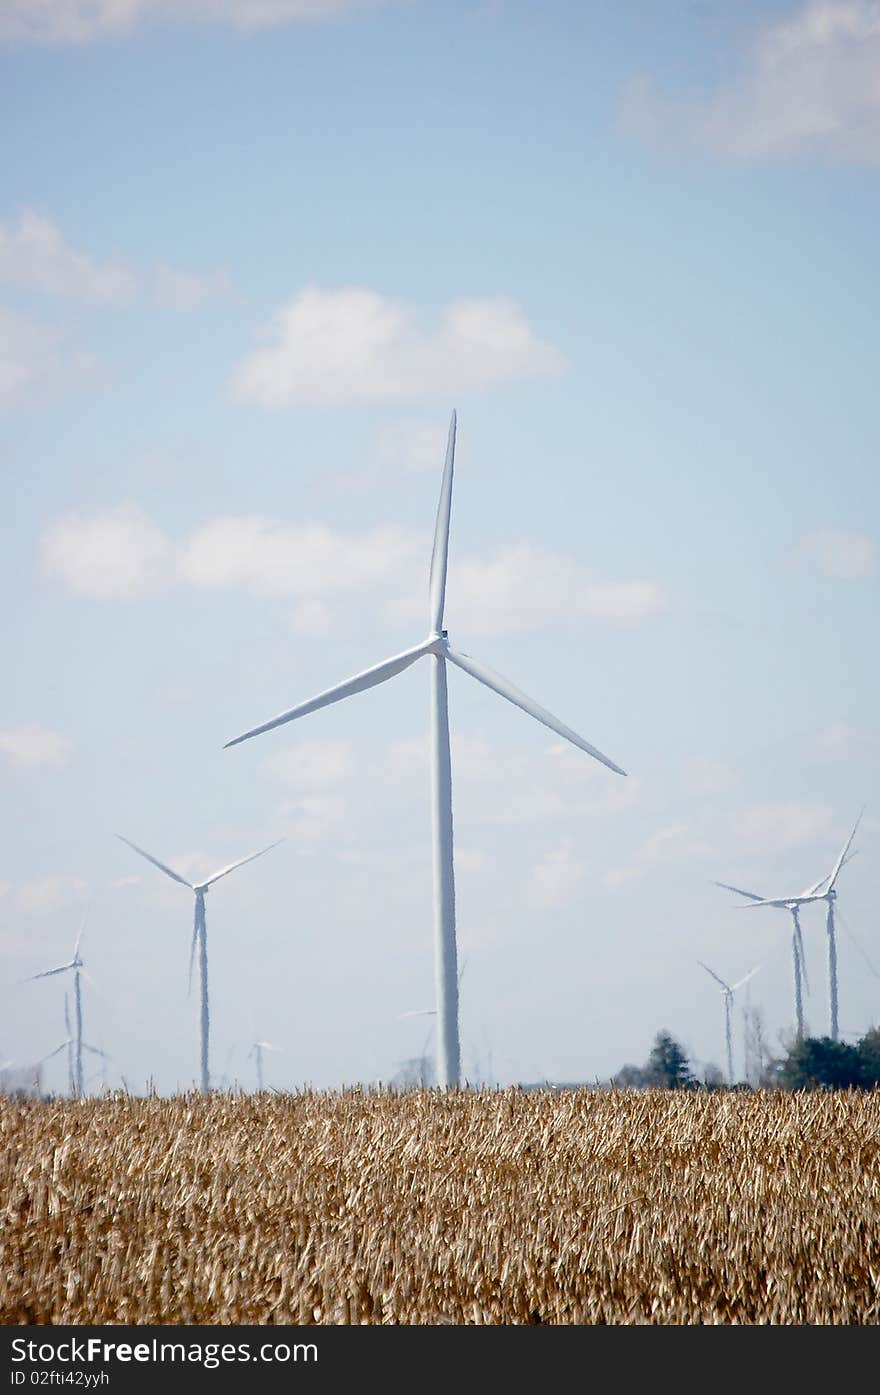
[25,912,93,1097]
[115,834,283,1093]
[247,1038,281,1092]
[715,810,862,1042]
[697,960,760,1085]
[225,412,626,1088]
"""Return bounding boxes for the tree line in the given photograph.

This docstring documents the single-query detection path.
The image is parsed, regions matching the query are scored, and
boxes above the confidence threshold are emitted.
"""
[613,1027,880,1091]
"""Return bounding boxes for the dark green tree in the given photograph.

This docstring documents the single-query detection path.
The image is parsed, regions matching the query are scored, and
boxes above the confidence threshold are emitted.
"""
[857,1026,880,1086]
[645,1031,697,1089]
[778,1036,865,1090]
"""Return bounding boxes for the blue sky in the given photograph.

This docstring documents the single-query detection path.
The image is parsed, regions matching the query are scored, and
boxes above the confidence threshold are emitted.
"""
[2,0,879,1093]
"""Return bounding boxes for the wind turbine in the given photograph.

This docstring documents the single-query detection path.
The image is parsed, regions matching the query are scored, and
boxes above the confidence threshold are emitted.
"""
[697,960,760,1085]
[115,834,284,1093]
[397,956,469,1088]
[715,809,862,1042]
[25,914,93,1097]
[225,412,626,1088]
[247,1038,281,1091]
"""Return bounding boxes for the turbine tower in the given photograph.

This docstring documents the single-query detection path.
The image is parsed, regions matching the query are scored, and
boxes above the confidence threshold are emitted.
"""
[715,809,861,1042]
[697,960,760,1085]
[25,913,92,1097]
[116,835,283,1093]
[225,412,626,1088]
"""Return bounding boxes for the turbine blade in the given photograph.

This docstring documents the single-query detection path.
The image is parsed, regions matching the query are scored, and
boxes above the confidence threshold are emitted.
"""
[445,646,626,776]
[82,1042,110,1058]
[735,896,811,909]
[399,1009,436,1019]
[824,807,865,893]
[200,838,285,889]
[428,410,457,633]
[115,835,193,888]
[72,902,90,962]
[224,639,435,749]
[696,959,730,993]
[801,849,859,897]
[187,900,199,998]
[38,1040,72,1065]
[714,881,767,902]
[796,922,810,998]
[731,964,761,992]
[25,962,74,981]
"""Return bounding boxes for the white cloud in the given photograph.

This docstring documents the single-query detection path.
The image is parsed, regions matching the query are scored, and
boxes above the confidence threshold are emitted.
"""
[732,801,834,848]
[277,792,348,839]
[0,1,383,44]
[622,0,880,165]
[528,840,585,910]
[0,724,71,769]
[266,739,353,787]
[18,875,87,916]
[685,757,739,796]
[41,504,423,617]
[790,528,877,579]
[605,821,715,888]
[0,211,134,303]
[289,599,333,634]
[0,306,74,405]
[231,286,565,407]
[391,542,668,634]
[41,504,172,598]
[373,418,449,474]
[153,263,229,311]
[180,516,421,596]
[809,720,870,761]
[0,212,230,313]
[42,506,665,654]
[336,417,450,492]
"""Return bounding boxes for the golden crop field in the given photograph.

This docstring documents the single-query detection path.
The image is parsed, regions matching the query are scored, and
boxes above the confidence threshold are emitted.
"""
[2,1087,880,1325]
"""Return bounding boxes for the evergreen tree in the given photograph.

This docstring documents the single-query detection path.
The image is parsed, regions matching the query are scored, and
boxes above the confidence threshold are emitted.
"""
[645,1031,697,1089]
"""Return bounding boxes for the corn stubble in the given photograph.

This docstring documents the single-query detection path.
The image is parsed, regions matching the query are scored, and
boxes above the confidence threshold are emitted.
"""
[3,1088,880,1324]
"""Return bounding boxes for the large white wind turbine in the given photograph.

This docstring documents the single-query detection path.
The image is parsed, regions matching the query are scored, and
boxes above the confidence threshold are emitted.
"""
[25,914,93,1097]
[116,835,283,1093]
[224,412,626,1089]
[715,809,862,1042]
[697,960,760,1085]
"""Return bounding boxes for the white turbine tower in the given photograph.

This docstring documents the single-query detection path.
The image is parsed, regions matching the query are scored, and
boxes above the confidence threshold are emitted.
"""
[697,960,760,1085]
[715,809,862,1042]
[224,412,626,1089]
[116,835,283,1093]
[25,914,93,1097]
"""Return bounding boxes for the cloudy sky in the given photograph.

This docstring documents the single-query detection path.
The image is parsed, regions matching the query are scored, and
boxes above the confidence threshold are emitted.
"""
[2,0,879,1094]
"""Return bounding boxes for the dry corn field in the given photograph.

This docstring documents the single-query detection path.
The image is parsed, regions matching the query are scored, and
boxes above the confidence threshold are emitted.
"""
[2,1087,880,1325]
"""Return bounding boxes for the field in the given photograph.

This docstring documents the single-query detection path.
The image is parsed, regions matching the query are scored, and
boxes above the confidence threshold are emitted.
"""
[2,1087,880,1325]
